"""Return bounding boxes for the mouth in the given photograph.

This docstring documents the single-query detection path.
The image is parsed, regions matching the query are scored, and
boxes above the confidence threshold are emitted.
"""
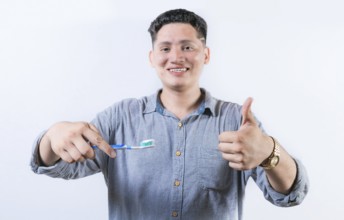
[167,67,189,73]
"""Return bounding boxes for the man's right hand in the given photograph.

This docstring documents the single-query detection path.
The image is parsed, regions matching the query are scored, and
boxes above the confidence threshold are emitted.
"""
[39,121,116,166]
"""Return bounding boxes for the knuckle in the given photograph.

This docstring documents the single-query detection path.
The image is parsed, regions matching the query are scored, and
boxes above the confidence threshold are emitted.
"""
[218,133,225,140]
[241,164,250,170]
[66,158,74,163]
[66,130,78,140]
[61,154,74,163]
[80,147,93,157]
[74,122,88,133]
[235,144,243,152]
[236,155,243,163]
[235,163,244,170]
[78,148,88,156]
[77,156,86,162]
[55,147,65,156]
[66,158,75,163]
[80,122,90,131]
[72,155,82,162]
[220,132,231,141]
[235,133,243,142]
[217,143,223,151]
[88,123,100,134]
[95,136,103,144]
[62,142,71,148]
[68,149,82,161]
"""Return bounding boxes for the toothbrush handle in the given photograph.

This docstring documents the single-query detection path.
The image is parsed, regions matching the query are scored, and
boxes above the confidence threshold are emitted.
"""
[92,144,130,150]
[110,144,131,149]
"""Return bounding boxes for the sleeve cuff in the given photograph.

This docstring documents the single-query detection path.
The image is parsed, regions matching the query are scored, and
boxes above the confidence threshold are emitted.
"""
[259,158,309,207]
[30,130,67,176]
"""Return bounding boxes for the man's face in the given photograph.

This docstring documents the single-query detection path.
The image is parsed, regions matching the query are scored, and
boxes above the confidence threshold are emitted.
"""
[149,23,210,92]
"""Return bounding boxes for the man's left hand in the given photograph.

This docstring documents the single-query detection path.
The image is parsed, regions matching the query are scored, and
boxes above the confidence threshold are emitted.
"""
[218,97,273,170]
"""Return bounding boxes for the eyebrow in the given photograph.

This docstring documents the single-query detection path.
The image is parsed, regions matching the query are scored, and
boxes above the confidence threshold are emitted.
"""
[156,40,198,47]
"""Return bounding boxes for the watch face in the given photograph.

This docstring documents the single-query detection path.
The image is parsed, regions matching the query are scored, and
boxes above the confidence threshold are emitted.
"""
[271,156,280,166]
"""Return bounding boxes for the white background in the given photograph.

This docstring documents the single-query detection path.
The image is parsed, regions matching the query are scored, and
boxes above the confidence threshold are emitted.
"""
[1,0,343,219]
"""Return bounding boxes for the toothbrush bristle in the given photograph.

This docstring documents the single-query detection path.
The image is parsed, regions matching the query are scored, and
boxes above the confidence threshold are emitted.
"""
[140,139,155,147]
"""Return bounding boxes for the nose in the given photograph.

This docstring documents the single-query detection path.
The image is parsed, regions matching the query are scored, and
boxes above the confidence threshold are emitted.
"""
[169,47,185,63]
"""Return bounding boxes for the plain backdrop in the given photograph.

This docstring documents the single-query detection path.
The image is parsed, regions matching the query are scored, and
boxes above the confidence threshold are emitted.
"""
[1,0,343,219]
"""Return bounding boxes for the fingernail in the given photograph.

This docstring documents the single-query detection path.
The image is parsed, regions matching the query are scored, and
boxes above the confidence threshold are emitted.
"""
[110,151,116,158]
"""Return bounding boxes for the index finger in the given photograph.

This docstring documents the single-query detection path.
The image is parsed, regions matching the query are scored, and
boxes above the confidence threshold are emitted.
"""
[85,123,116,158]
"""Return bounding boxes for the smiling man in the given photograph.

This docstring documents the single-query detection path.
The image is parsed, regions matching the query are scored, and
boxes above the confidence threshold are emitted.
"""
[149,21,210,119]
[31,9,309,220]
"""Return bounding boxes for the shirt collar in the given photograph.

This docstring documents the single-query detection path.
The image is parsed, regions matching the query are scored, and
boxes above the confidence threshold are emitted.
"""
[143,88,215,116]
[202,88,216,116]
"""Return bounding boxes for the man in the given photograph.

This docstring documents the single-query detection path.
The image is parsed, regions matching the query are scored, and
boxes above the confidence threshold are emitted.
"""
[31,9,309,220]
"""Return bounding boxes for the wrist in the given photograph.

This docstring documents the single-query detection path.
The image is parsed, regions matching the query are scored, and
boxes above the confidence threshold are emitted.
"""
[260,136,281,170]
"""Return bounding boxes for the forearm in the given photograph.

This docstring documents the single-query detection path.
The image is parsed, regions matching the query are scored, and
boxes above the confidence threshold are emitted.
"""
[264,146,297,194]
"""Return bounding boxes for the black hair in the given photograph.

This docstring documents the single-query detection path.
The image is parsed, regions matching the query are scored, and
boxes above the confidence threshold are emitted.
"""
[148,9,207,45]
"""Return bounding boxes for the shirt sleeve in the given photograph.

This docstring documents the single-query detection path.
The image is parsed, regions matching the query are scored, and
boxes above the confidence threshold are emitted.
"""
[237,105,309,207]
[30,130,103,180]
[30,100,121,180]
[251,158,309,207]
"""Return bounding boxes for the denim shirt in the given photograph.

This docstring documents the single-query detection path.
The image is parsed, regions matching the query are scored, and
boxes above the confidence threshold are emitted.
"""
[31,89,309,220]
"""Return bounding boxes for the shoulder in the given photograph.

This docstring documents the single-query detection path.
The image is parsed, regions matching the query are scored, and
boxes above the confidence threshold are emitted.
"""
[105,95,153,115]
[205,92,242,118]
[214,98,241,112]
[214,98,242,125]
[203,90,243,130]
[100,91,158,117]
[91,94,153,129]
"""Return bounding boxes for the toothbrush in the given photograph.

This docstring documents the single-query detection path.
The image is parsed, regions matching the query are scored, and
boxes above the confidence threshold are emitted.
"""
[92,139,155,150]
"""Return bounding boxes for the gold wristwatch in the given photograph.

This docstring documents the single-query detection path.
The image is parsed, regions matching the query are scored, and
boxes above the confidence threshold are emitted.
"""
[260,136,281,169]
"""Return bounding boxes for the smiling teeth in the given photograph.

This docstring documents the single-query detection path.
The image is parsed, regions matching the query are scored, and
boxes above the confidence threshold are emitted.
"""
[170,68,187,72]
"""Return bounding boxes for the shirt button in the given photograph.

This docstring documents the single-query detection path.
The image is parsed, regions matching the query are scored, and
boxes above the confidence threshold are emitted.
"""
[174,180,181,187]
[172,211,178,217]
[175,151,181,156]
[178,121,183,128]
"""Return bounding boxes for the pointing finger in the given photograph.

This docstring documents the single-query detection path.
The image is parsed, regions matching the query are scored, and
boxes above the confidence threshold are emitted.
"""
[86,123,116,158]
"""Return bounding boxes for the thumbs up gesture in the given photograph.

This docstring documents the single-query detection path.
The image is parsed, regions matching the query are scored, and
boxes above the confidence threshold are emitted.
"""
[218,97,273,170]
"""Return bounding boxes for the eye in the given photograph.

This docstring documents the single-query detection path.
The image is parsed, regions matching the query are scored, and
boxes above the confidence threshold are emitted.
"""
[182,45,194,51]
[160,47,170,52]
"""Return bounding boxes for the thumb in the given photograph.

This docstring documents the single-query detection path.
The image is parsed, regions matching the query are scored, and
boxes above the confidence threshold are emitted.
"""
[241,97,255,126]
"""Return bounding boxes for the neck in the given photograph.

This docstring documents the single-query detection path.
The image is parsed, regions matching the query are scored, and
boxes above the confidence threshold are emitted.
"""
[160,87,203,119]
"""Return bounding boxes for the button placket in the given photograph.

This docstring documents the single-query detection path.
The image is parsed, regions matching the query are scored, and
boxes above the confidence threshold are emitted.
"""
[171,120,185,219]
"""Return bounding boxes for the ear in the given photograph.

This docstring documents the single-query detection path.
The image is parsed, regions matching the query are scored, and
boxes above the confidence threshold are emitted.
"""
[149,50,154,67]
[204,47,210,64]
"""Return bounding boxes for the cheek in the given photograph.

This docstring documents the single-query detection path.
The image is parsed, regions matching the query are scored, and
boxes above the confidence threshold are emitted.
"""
[191,53,206,65]
[153,54,168,67]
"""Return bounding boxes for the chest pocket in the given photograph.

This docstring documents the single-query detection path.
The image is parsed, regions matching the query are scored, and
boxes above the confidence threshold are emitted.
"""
[197,137,233,191]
